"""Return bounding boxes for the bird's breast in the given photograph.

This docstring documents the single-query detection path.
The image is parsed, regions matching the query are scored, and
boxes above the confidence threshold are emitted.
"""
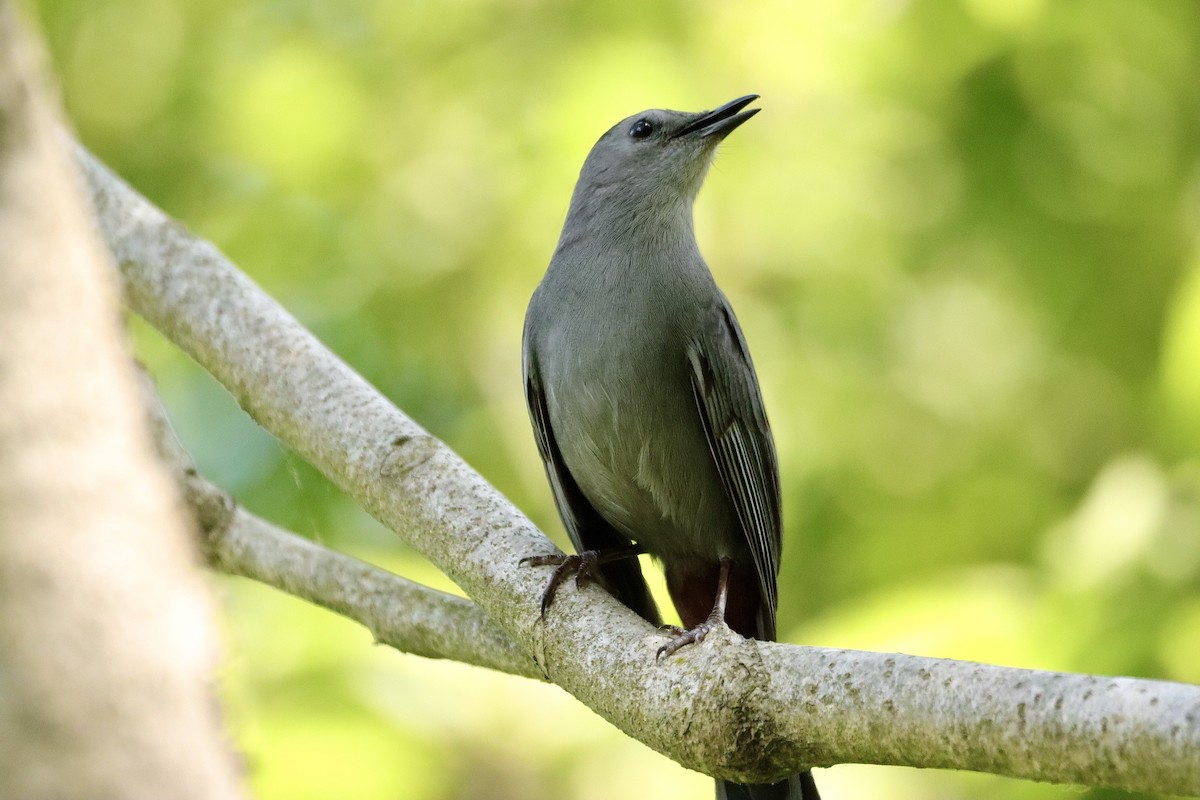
[534,289,738,559]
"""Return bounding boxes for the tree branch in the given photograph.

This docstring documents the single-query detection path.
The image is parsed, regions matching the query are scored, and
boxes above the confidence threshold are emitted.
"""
[78,146,1200,795]
[138,371,541,680]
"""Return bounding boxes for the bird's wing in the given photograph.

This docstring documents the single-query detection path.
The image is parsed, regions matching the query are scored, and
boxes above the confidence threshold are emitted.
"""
[687,296,783,640]
[523,351,662,626]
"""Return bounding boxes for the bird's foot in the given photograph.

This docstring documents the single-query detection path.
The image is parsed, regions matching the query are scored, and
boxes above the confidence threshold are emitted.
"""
[519,550,605,617]
[656,612,725,660]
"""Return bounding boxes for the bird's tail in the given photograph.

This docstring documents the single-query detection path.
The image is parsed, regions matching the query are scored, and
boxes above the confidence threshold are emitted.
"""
[717,770,820,800]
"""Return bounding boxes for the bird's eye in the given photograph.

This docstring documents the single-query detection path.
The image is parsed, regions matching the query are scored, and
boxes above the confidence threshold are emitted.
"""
[629,119,654,139]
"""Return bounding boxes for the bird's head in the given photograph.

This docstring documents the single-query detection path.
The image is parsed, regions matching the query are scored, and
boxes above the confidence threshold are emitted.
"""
[566,95,760,226]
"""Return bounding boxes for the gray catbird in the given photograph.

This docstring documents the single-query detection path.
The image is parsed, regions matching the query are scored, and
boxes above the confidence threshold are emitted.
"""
[521,96,819,800]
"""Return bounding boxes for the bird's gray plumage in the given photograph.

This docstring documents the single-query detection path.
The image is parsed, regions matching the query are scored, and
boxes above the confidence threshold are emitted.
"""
[523,96,817,800]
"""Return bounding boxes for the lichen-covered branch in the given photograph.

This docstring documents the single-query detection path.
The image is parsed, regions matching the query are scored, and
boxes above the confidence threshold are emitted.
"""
[78,146,1200,795]
[139,374,540,680]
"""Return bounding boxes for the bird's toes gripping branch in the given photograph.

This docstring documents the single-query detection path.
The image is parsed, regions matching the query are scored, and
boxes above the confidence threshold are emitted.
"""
[656,555,735,659]
[520,544,644,617]
[655,611,726,660]
[519,549,605,616]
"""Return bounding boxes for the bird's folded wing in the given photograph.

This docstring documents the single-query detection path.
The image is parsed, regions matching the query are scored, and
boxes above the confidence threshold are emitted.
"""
[686,299,783,639]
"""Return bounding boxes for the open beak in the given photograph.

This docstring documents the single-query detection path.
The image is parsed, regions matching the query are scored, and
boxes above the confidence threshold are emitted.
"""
[671,94,760,139]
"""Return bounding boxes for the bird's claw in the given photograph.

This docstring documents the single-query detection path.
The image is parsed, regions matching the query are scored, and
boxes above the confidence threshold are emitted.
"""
[520,550,603,616]
[656,615,724,660]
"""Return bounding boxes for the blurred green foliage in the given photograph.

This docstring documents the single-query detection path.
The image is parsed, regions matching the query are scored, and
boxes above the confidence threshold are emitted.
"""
[25,0,1200,797]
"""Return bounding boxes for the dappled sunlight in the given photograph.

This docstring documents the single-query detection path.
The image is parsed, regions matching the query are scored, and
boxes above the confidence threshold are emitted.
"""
[1158,598,1200,685]
[61,0,184,135]
[889,273,1041,423]
[1161,249,1200,449]
[215,42,367,188]
[794,566,1045,668]
[1042,455,1168,589]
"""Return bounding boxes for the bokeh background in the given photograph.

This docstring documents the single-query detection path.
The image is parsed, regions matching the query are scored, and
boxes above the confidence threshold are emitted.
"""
[25,0,1200,797]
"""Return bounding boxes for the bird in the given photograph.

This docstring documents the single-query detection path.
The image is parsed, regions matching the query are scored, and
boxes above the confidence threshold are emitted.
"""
[521,95,819,800]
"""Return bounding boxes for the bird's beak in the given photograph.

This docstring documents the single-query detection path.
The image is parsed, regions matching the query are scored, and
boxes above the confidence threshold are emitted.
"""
[671,94,760,140]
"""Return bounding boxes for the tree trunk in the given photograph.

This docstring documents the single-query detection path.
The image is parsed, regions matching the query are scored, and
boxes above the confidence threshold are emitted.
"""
[0,5,244,797]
